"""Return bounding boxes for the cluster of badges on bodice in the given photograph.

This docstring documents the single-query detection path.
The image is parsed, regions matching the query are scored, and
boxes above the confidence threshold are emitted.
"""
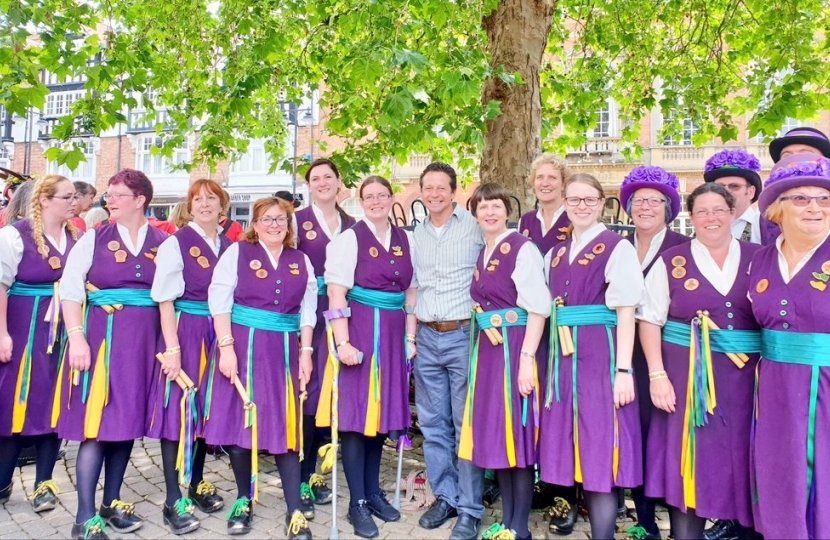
[37,243,62,270]
[556,226,569,241]
[670,255,699,291]
[488,309,520,328]
[302,221,318,241]
[368,245,405,258]
[289,263,300,275]
[809,260,830,292]
[250,259,268,279]
[188,246,211,269]
[107,240,158,264]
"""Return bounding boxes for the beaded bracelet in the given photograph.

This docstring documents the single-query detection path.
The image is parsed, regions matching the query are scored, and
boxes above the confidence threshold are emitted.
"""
[67,326,84,336]
[649,370,668,381]
[405,334,416,344]
[164,346,181,355]
[300,346,314,353]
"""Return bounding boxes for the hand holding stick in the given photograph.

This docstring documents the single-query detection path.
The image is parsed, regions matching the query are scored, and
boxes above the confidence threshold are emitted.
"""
[696,310,748,368]
[154,353,195,391]
[472,304,503,346]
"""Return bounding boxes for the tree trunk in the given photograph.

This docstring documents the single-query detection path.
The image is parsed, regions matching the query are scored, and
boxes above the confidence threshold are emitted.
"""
[480,0,555,218]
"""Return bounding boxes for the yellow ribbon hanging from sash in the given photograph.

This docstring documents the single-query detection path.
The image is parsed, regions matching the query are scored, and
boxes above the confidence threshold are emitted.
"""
[84,341,108,439]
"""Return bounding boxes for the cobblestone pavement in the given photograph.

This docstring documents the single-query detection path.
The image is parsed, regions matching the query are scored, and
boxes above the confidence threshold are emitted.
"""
[1,435,672,539]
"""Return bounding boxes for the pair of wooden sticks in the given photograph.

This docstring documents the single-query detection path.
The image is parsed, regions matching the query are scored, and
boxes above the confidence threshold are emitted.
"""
[472,304,503,346]
[696,310,750,369]
[555,298,574,356]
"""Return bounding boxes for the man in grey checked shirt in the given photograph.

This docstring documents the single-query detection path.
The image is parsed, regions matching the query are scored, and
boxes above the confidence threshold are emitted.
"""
[411,162,485,540]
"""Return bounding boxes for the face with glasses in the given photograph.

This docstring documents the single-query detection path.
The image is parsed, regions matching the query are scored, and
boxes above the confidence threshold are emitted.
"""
[41,180,79,221]
[689,192,734,244]
[778,186,830,238]
[714,175,755,214]
[102,186,142,221]
[253,203,290,248]
[564,181,605,231]
[360,182,393,222]
[629,187,667,234]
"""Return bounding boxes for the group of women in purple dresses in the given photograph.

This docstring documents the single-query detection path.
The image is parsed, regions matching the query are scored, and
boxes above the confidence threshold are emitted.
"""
[1,133,830,540]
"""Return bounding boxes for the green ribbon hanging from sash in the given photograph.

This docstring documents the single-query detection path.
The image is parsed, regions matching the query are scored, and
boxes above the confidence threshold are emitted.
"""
[662,321,761,354]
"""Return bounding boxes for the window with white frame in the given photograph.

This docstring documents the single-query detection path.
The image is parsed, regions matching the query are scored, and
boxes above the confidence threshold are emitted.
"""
[136,135,189,176]
[44,91,84,118]
[230,139,272,174]
[0,145,9,170]
[340,196,365,219]
[662,114,698,146]
[587,100,614,138]
[47,141,96,181]
[42,71,87,86]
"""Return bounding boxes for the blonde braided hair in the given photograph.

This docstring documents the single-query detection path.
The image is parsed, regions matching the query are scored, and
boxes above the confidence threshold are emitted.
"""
[30,174,79,259]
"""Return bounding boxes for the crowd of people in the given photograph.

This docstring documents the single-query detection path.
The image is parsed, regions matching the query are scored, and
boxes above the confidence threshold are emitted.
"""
[0,126,829,540]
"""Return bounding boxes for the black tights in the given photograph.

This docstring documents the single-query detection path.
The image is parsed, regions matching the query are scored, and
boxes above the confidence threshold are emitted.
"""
[225,446,301,514]
[160,438,210,506]
[75,440,134,523]
[300,416,324,483]
[340,431,385,506]
[495,467,534,538]
[584,489,619,540]
[669,506,705,540]
[0,434,61,489]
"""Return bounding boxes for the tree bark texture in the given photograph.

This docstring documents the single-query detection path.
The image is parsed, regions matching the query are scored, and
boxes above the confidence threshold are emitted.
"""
[481,0,555,216]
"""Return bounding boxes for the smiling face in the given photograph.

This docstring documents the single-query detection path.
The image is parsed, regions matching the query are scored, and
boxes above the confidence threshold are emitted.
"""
[778,186,830,239]
[360,181,393,222]
[564,181,604,231]
[252,202,289,249]
[533,163,563,205]
[420,170,455,215]
[690,192,735,244]
[40,180,78,222]
[475,197,509,236]
[190,186,222,229]
[307,163,341,205]
[630,187,667,233]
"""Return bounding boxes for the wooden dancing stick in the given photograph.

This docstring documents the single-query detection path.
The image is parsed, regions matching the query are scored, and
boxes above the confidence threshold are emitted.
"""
[696,311,748,368]
[298,380,308,461]
[555,298,574,356]
[85,283,124,313]
[232,375,254,408]
[154,353,195,391]
[472,304,503,346]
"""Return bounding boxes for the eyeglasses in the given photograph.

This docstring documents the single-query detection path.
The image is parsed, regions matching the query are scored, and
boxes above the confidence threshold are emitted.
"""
[362,193,392,202]
[630,197,666,208]
[691,208,731,218]
[779,195,830,207]
[258,216,289,226]
[564,196,602,207]
[102,192,136,202]
[719,182,750,192]
[52,194,81,202]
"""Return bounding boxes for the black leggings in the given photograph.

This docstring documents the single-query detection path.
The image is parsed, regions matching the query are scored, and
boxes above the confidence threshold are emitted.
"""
[0,434,61,489]
[300,416,325,483]
[159,438,210,506]
[340,432,385,506]
[75,439,134,523]
[496,467,534,537]
[224,445,301,514]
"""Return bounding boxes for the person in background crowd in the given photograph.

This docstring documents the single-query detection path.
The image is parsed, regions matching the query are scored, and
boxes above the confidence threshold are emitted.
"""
[518,154,572,255]
[291,159,355,520]
[639,183,760,540]
[0,171,32,227]
[70,181,97,232]
[539,173,644,540]
[4,182,35,225]
[168,202,191,230]
[219,211,245,243]
[0,175,80,513]
[323,176,417,539]
[411,162,485,540]
[702,149,763,244]
[618,165,690,540]
[748,153,830,540]
[84,205,109,231]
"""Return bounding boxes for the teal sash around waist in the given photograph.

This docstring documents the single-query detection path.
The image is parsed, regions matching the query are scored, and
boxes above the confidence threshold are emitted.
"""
[316,276,327,297]
[663,320,761,354]
[8,282,55,297]
[760,328,830,366]
[230,304,301,333]
[474,307,529,330]
[346,285,405,310]
[555,305,617,327]
[174,299,211,318]
[87,288,157,308]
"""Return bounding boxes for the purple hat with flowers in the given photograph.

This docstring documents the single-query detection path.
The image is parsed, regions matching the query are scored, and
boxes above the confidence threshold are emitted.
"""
[620,165,681,222]
[769,126,830,163]
[758,153,830,214]
[703,149,763,203]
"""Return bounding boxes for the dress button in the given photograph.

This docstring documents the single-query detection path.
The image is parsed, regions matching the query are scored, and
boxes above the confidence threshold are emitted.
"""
[563,292,569,298]
[565,280,570,285]
[274,300,279,305]
[725,301,732,308]
[781,299,788,306]
[780,310,787,317]
[727,325,734,330]
[390,260,395,265]
[727,313,734,319]
[783,322,790,329]
[395,271,400,276]
[135,264,141,269]
[391,281,396,285]
[136,273,142,278]
[275,289,281,294]
[486,301,491,306]
[276,280,282,284]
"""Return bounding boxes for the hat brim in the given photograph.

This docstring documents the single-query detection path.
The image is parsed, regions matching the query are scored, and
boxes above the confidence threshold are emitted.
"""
[769,136,830,163]
[758,176,830,214]
[703,168,762,203]
[620,181,681,222]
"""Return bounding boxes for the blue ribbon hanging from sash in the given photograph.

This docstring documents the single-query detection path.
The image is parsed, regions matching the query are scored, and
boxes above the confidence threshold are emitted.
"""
[662,320,761,354]
[316,276,327,297]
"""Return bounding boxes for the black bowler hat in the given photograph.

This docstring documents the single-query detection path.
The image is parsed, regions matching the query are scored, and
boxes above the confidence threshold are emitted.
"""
[769,126,830,163]
[274,190,301,208]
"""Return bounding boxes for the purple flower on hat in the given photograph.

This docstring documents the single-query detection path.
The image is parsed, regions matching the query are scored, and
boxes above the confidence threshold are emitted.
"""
[768,156,830,183]
[704,149,761,173]
[622,165,679,189]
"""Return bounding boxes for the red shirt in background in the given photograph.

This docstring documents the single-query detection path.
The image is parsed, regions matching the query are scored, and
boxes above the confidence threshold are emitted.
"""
[69,216,87,232]
[220,217,244,242]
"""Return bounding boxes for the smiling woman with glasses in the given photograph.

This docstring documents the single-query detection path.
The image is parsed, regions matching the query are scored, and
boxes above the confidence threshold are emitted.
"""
[0,175,80,517]
[747,153,830,540]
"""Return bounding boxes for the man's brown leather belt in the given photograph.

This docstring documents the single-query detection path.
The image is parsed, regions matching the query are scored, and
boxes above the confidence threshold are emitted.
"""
[421,319,471,333]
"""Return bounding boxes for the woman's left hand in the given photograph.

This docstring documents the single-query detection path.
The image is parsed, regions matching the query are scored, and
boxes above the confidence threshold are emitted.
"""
[518,357,536,397]
[406,342,417,361]
[162,350,182,381]
[299,349,313,386]
[614,373,635,409]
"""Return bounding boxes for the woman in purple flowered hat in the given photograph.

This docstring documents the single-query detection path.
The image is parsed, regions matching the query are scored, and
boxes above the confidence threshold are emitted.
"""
[638,182,761,539]
[748,153,830,540]
[0,175,80,514]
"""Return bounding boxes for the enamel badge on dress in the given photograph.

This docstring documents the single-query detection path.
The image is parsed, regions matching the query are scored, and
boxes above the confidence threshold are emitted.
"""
[672,267,687,279]
[189,246,201,257]
[114,250,128,263]
[755,279,768,293]
[48,256,61,270]
[684,278,699,291]
[306,230,317,241]
[505,310,519,324]
[197,256,210,269]
[249,259,262,270]
[392,246,403,257]
[256,269,268,279]
[38,245,50,256]
[489,314,503,327]
[302,221,313,231]
[592,243,605,255]
[500,243,510,255]
[289,263,300,275]
[107,241,120,252]
[369,247,379,258]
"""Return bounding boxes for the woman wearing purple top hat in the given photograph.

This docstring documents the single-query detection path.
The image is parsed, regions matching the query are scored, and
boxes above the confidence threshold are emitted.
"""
[518,154,572,255]
[538,173,644,540]
[618,166,689,540]
[638,182,761,540]
[292,158,356,519]
[149,179,232,534]
[748,153,830,540]
[0,175,80,514]
[323,176,417,539]
[458,183,550,540]
[58,169,168,540]
[204,196,316,539]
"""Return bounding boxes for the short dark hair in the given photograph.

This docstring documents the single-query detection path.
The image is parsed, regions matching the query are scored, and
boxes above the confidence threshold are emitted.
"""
[469,183,512,217]
[108,169,154,211]
[687,182,735,213]
[419,162,457,191]
[73,181,96,197]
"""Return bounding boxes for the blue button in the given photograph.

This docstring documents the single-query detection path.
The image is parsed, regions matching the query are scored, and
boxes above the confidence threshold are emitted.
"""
[563,292,569,298]
[565,280,570,285]
[276,280,282,284]
[390,260,395,265]
[395,271,400,276]
[275,289,281,294]
[727,313,734,319]
[783,322,790,329]
[136,273,142,278]
[725,301,732,308]
[486,301,491,306]
[274,300,279,305]
[780,310,787,317]
[727,325,734,330]
[135,264,141,269]
[781,299,788,306]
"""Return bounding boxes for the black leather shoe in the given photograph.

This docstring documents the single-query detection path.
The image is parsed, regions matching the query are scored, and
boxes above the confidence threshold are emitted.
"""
[286,509,313,540]
[366,491,400,522]
[309,473,332,505]
[189,480,224,513]
[419,498,458,529]
[163,498,200,535]
[31,480,59,513]
[703,520,739,540]
[483,482,501,507]
[348,500,379,538]
[227,497,253,535]
[71,516,109,540]
[299,482,315,519]
[0,483,12,505]
[449,512,480,540]
[548,496,577,535]
[99,500,144,533]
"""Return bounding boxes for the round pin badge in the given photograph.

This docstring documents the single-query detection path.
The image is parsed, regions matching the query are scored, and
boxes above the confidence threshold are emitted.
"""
[500,243,511,255]
[189,246,201,257]
[671,266,687,279]
[671,256,687,267]
[551,256,560,268]
[369,247,379,258]
[489,314,503,327]
[557,247,566,257]
[107,241,120,252]
[249,259,262,270]
[505,310,519,324]
[684,278,699,291]
[37,245,50,256]
[592,243,606,255]
[755,279,769,294]
[256,269,268,279]
[302,221,313,231]
[306,230,317,241]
